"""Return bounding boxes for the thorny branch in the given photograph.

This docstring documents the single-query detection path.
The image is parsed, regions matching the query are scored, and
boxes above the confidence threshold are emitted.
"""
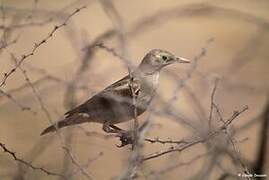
[9,52,54,122]
[208,84,252,179]
[0,142,67,179]
[0,6,86,87]
[1,5,93,180]
[145,137,187,145]
[142,106,248,162]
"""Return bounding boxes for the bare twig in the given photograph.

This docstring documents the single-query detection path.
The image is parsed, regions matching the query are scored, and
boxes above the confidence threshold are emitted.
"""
[208,78,219,128]
[0,6,86,87]
[7,50,55,126]
[145,137,187,145]
[142,106,248,162]
[0,142,67,179]
[226,134,251,180]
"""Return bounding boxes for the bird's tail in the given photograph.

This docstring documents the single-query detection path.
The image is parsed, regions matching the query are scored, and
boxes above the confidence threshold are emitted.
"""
[40,114,88,135]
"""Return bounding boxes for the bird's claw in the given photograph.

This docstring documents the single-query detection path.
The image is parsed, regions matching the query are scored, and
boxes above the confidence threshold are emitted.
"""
[116,131,134,148]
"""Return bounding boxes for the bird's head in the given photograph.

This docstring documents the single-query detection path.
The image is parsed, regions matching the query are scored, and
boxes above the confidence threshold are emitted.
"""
[139,49,190,73]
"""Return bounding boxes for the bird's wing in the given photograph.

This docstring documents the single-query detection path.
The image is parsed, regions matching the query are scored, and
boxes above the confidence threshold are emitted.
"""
[64,75,140,118]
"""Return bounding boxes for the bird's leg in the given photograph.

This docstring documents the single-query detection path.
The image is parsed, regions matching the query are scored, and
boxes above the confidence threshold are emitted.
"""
[108,125,135,147]
[102,122,126,134]
[117,121,150,148]
[109,125,126,133]
[102,122,135,147]
[103,123,119,133]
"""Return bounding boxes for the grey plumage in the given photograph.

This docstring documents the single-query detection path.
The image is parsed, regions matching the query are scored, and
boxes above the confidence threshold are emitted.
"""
[41,49,189,135]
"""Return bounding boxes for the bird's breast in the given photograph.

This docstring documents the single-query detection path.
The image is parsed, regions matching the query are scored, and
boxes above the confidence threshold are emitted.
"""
[136,72,159,105]
[151,72,160,88]
[141,72,160,92]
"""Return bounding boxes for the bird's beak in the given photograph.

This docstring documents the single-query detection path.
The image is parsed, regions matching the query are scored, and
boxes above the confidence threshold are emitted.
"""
[176,56,190,63]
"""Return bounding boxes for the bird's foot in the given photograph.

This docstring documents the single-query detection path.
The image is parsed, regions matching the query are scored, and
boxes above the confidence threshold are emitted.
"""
[114,121,150,148]
[102,123,134,147]
[103,122,149,148]
[116,130,135,148]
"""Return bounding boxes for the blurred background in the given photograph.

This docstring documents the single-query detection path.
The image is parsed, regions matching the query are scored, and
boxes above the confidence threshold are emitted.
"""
[0,0,268,180]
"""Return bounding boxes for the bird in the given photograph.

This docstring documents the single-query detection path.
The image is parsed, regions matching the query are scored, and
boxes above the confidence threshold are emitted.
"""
[40,49,190,136]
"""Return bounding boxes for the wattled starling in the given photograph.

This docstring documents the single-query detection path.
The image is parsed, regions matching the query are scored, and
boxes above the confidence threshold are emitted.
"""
[41,49,189,136]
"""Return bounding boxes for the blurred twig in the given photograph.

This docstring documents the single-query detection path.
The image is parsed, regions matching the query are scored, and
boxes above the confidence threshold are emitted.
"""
[208,78,219,129]
[62,147,93,180]
[99,1,142,179]
[0,88,34,113]
[164,38,214,113]
[144,152,210,178]
[252,96,269,176]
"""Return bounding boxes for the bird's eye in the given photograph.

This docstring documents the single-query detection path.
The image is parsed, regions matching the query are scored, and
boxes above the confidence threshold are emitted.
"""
[162,55,168,61]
